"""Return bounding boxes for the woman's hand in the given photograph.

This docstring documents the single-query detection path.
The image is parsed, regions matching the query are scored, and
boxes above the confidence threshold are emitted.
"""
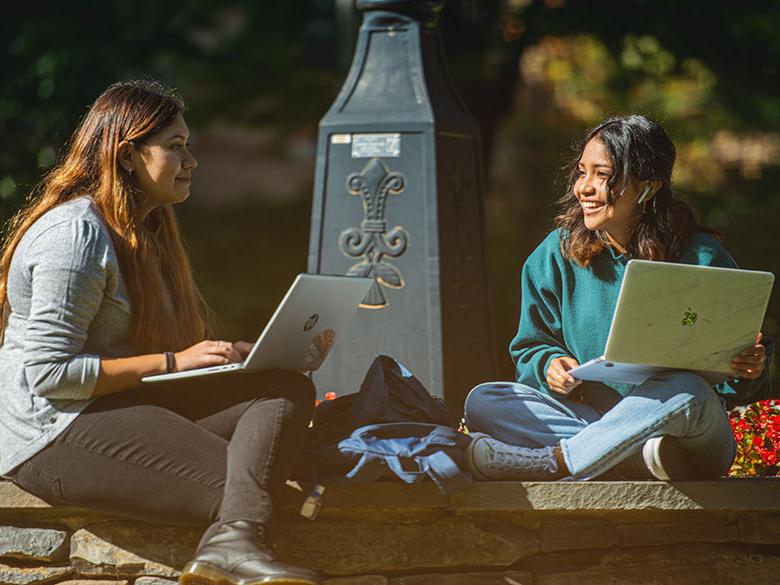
[174,340,245,372]
[233,341,254,360]
[730,332,766,380]
[547,356,583,395]
[95,340,250,397]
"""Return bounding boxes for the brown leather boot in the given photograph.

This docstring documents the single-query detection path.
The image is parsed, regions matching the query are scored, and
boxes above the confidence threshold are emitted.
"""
[179,520,321,585]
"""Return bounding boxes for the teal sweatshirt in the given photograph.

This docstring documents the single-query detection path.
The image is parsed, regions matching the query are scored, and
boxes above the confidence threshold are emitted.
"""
[510,229,774,409]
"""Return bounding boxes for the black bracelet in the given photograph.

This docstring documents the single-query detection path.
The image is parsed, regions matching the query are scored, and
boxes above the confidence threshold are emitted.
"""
[165,351,176,373]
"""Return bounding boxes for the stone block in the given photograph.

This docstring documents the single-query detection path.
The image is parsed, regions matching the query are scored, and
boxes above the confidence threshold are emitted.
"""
[536,567,738,585]
[0,484,111,527]
[616,521,738,547]
[738,514,780,543]
[0,484,50,510]
[58,581,128,585]
[324,570,534,583]
[0,564,72,585]
[450,480,780,512]
[277,517,538,575]
[539,518,616,552]
[534,543,780,585]
[536,560,780,585]
[135,579,178,585]
[391,571,533,584]
[69,522,199,578]
[325,577,388,585]
[0,526,69,562]
[302,483,448,521]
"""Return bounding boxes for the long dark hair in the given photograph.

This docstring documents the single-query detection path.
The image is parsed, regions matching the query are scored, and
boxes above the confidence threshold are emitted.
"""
[0,79,212,352]
[554,114,717,266]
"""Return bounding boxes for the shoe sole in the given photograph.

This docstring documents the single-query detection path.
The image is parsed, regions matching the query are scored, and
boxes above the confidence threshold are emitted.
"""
[464,435,493,481]
[179,561,321,585]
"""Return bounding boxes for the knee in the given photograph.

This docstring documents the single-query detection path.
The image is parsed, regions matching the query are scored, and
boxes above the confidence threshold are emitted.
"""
[464,383,494,425]
[658,371,718,407]
[464,382,533,429]
[245,370,315,422]
[464,383,492,421]
[647,372,725,430]
[278,371,316,418]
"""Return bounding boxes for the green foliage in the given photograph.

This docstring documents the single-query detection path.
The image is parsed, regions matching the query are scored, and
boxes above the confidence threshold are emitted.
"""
[0,0,338,215]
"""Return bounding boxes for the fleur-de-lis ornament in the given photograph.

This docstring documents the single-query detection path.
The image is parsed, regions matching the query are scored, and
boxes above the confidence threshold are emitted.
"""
[339,158,408,308]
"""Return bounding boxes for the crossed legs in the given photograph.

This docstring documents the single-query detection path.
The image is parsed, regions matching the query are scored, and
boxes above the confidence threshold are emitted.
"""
[464,371,736,480]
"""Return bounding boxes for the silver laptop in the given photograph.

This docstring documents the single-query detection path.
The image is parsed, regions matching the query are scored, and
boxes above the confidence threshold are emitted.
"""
[142,274,373,383]
[569,260,774,385]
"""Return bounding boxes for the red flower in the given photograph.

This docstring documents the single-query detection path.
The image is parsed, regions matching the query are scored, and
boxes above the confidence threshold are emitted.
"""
[730,400,780,477]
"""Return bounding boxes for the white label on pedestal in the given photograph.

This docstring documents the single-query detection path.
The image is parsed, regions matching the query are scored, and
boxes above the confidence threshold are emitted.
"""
[352,133,401,158]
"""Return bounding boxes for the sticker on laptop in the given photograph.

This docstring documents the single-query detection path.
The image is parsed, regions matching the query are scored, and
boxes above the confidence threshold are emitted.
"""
[303,329,336,368]
[681,308,698,327]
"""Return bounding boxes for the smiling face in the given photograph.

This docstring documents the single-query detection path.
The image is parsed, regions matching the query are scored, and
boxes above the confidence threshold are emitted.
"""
[574,137,643,250]
[128,113,197,212]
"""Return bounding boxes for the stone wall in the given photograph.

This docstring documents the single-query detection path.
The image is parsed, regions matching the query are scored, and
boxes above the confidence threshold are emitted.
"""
[1,479,779,585]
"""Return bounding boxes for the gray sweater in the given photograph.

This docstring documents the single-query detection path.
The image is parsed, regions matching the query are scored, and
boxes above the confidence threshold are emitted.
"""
[0,197,132,475]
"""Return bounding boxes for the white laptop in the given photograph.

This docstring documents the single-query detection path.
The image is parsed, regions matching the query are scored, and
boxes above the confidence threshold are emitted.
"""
[569,260,774,385]
[142,274,373,383]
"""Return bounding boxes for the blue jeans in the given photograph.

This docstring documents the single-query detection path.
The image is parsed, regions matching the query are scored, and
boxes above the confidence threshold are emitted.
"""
[464,371,736,479]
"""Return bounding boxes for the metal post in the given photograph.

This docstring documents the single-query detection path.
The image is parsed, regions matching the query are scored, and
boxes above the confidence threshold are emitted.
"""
[308,0,496,410]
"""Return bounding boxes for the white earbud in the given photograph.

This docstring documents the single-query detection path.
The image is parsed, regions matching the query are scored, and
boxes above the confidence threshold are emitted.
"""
[637,184,652,205]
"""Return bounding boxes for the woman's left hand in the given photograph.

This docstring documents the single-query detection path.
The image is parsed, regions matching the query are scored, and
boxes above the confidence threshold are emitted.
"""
[730,332,766,380]
[234,341,254,360]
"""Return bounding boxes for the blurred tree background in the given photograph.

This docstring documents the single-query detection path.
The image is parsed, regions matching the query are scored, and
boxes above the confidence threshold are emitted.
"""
[2,0,778,390]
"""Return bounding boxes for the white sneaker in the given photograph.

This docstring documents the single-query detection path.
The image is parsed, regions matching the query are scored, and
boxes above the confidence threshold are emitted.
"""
[465,433,561,481]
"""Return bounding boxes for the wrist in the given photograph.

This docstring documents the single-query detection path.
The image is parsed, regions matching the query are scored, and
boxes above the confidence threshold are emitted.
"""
[164,351,176,373]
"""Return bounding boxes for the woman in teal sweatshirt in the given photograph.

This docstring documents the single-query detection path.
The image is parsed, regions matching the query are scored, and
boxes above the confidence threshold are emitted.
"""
[463,115,772,481]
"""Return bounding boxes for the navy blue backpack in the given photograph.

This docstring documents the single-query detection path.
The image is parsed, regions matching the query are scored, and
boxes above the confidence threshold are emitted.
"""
[310,354,455,446]
[305,356,472,500]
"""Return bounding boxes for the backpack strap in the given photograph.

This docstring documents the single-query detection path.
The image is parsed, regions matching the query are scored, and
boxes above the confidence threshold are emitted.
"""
[346,453,424,484]
[337,422,473,495]
[417,449,472,495]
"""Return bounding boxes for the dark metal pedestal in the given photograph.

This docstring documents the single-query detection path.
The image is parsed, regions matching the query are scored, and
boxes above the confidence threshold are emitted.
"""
[307,0,496,410]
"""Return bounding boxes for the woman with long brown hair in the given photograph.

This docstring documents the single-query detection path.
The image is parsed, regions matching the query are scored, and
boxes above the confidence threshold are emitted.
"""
[462,114,772,482]
[0,80,321,585]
